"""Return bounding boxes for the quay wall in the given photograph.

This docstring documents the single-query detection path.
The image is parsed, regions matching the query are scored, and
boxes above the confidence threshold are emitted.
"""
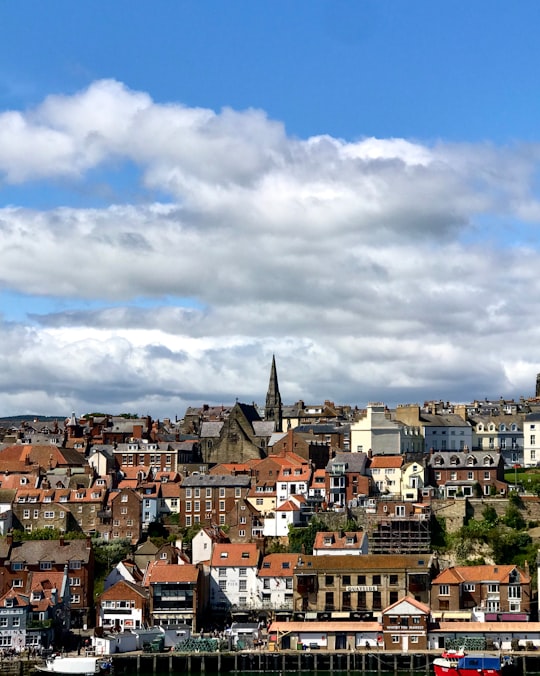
[110,650,536,675]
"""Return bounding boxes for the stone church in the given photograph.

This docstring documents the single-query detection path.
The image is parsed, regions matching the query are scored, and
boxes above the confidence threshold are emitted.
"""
[199,357,284,464]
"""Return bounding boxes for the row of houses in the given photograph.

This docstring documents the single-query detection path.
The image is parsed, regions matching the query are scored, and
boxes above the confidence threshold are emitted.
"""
[0,441,508,551]
[96,529,533,646]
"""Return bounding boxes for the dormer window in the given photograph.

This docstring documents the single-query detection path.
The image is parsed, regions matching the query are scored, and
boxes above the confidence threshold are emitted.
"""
[20,478,28,486]
[60,496,68,502]
[4,599,13,608]
[241,552,249,558]
[43,496,52,503]
[220,552,228,559]
[282,562,290,569]
[450,456,460,466]
[31,591,42,601]
[467,456,475,466]
[262,562,270,568]
[483,455,493,465]
[324,537,333,546]
[76,492,84,500]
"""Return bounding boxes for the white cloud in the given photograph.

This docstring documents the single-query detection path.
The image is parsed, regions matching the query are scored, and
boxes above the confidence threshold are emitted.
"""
[0,80,540,416]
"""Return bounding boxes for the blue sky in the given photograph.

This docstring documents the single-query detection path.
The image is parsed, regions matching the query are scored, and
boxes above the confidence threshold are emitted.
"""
[1,1,540,416]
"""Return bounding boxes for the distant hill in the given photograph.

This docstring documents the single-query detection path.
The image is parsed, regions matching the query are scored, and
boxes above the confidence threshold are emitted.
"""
[0,415,63,424]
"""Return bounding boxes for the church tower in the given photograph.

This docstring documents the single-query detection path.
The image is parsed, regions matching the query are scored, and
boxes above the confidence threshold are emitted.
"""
[265,355,283,432]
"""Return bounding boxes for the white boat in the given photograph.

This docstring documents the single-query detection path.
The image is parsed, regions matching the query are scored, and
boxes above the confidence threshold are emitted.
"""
[36,655,112,676]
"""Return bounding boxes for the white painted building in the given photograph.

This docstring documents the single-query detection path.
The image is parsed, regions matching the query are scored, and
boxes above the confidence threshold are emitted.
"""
[209,543,260,611]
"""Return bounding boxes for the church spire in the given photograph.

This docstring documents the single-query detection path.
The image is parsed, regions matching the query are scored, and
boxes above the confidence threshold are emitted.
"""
[265,355,282,432]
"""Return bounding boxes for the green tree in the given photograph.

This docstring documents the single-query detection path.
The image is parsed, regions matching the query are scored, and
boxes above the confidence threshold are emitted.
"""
[288,517,326,554]
[503,504,526,531]
[482,505,498,526]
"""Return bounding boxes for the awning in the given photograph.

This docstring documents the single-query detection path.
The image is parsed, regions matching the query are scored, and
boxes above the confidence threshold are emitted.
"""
[432,611,472,620]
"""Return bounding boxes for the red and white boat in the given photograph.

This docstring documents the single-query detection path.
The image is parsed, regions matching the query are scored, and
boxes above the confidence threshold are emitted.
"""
[433,649,512,676]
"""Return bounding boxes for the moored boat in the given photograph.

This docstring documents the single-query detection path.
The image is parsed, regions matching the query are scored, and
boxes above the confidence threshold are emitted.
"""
[35,655,112,676]
[434,649,512,676]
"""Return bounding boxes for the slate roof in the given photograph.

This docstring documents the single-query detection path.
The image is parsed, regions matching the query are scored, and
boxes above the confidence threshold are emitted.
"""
[182,474,251,488]
[9,538,92,564]
[295,554,433,572]
[429,450,501,468]
[326,452,368,474]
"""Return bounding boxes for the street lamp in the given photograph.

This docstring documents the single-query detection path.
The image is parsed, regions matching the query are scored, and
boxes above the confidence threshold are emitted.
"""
[513,464,519,491]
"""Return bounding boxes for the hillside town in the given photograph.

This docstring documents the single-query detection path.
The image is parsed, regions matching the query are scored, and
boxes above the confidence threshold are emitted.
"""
[2,358,540,654]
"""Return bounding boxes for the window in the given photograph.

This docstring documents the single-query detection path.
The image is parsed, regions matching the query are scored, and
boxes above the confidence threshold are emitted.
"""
[0,618,7,628]
[186,502,192,512]
[219,488,225,497]
[194,488,200,498]
[531,435,536,445]
[464,583,475,592]
[411,636,419,644]
[235,488,241,498]
[392,636,400,644]
[239,580,247,591]
[488,583,499,594]
[186,488,192,498]
[205,501,212,511]
[12,579,23,588]
[23,510,30,519]
[71,595,81,604]
[185,516,192,527]
[40,562,52,570]
[69,561,81,569]
[325,575,334,586]
[69,578,81,586]
[389,575,398,585]
[121,507,127,515]
[194,501,200,512]
[439,585,449,596]
[508,586,521,599]
[238,530,245,537]
[206,488,212,498]
[121,494,128,502]
[372,575,381,585]
[219,580,227,591]
[219,501,225,511]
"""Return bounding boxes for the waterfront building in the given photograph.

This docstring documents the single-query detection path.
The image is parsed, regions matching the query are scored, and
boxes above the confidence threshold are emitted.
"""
[293,553,436,619]
[257,553,299,622]
[96,579,149,631]
[312,531,368,556]
[143,560,202,631]
[431,564,531,620]
[209,542,261,616]
[381,596,430,651]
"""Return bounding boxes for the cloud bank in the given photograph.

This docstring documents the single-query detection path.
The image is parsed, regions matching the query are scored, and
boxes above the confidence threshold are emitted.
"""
[1,79,540,417]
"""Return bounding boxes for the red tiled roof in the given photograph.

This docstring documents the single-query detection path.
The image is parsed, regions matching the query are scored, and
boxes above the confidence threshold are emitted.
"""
[210,543,260,567]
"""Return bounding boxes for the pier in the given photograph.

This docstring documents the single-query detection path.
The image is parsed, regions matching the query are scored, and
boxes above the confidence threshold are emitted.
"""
[110,650,534,675]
